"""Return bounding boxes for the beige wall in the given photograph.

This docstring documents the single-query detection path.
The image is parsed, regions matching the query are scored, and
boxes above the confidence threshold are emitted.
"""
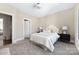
[0,4,39,43]
[38,8,75,41]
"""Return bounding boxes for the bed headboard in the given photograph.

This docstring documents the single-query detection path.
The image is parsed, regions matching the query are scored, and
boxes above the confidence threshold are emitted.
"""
[45,25,59,33]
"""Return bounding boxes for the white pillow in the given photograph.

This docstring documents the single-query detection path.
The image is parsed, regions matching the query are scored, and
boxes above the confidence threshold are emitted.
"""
[43,28,51,33]
[45,25,59,33]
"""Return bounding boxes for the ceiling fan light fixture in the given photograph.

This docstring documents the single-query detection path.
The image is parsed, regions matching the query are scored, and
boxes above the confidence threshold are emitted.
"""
[33,3,41,9]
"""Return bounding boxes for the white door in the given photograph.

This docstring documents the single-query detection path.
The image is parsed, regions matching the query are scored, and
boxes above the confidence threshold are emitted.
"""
[24,19,30,38]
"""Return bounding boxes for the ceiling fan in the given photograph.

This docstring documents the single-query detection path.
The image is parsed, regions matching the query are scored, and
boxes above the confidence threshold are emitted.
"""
[33,3,41,9]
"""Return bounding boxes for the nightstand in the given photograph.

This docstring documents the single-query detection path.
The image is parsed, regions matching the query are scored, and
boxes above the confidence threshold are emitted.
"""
[58,34,70,43]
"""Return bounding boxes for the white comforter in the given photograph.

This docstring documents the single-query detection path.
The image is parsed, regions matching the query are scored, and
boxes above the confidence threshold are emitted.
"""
[30,32,60,52]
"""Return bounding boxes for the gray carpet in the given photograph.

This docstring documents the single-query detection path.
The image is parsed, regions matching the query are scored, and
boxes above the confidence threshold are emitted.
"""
[0,39,79,55]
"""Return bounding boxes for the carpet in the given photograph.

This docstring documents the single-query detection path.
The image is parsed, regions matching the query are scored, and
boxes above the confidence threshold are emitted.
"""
[0,39,79,55]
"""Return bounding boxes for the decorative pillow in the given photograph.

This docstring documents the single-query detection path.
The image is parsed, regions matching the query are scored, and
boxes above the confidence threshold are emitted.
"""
[43,28,51,33]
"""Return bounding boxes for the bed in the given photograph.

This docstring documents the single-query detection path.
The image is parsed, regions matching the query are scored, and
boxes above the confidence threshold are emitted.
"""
[30,25,60,52]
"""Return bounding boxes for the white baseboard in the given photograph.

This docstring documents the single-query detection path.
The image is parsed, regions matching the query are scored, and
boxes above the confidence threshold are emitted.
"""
[12,37,24,44]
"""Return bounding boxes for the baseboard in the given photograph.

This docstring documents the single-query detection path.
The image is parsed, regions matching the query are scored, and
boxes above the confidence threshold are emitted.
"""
[12,37,24,44]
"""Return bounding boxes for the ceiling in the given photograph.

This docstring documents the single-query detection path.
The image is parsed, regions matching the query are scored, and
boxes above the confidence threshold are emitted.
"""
[8,3,75,17]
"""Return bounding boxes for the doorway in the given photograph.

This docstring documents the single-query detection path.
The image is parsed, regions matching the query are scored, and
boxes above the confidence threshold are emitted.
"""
[24,19,30,39]
[0,13,12,45]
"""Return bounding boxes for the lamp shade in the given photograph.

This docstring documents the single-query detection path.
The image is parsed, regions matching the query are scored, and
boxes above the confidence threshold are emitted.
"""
[39,27,42,29]
[62,26,68,30]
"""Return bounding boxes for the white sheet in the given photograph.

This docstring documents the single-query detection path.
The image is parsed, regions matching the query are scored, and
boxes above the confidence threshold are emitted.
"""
[30,32,60,52]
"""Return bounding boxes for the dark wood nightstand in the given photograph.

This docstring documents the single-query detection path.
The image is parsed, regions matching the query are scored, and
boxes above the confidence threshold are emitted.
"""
[58,34,70,43]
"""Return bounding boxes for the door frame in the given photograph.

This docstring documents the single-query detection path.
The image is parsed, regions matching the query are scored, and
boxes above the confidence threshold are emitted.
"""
[75,8,79,41]
[75,8,79,52]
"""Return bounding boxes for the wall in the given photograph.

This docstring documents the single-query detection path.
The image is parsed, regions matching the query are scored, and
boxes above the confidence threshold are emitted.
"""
[14,11,39,42]
[0,4,39,43]
[38,8,75,42]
